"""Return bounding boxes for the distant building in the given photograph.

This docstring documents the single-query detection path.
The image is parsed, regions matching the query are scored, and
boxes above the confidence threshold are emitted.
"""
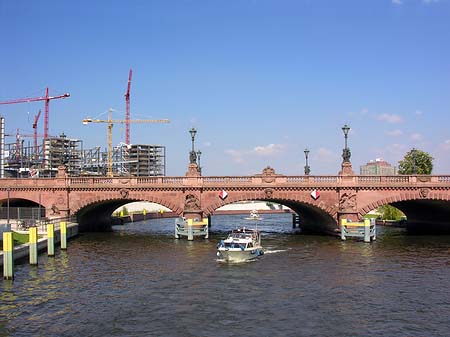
[360,158,397,175]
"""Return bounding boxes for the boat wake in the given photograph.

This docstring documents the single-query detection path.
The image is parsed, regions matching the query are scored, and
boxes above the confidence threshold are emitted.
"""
[263,248,288,254]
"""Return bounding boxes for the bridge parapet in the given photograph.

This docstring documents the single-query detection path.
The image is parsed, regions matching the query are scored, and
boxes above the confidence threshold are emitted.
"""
[62,175,450,188]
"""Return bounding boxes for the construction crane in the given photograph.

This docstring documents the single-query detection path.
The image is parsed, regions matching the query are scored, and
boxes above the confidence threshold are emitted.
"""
[0,87,70,140]
[82,109,170,177]
[125,68,132,145]
[32,110,42,154]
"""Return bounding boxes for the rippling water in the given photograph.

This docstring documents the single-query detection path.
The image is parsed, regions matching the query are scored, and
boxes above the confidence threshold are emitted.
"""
[2,214,450,337]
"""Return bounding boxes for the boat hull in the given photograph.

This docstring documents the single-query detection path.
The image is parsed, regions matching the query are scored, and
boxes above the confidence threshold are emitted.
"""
[217,248,264,263]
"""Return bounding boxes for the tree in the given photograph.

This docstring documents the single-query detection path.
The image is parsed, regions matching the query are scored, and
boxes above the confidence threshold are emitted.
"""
[398,148,433,175]
[378,205,405,221]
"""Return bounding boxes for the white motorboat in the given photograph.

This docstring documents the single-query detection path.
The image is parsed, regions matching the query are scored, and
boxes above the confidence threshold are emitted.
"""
[244,209,262,220]
[216,227,264,263]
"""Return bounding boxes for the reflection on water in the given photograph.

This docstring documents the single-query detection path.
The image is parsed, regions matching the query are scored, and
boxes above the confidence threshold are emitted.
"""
[1,214,450,336]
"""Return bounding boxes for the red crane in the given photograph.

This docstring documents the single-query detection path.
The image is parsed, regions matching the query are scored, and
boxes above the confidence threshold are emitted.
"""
[0,87,70,140]
[32,110,42,154]
[124,68,132,145]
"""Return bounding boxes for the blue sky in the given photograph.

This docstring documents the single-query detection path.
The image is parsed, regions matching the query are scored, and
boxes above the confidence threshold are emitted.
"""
[1,0,449,176]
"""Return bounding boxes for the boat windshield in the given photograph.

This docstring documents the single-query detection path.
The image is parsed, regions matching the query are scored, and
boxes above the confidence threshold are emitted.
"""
[223,242,246,249]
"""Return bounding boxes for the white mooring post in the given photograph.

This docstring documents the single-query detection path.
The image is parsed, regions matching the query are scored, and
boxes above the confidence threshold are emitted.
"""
[187,219,194,241]
[340,219,347,240]
[364,218,371,243]
[29,226,38,265]
[3,232,14,280]
[371,218,377,240]
[47,223,55,256]
[174,218,180,239]
[60,221,67,250]
[203,218,209,239]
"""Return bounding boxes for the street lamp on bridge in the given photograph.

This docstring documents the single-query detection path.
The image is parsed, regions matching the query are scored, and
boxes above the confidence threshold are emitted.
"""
[189,127,197,164]
[304,148,310,175]
[341,124,351,163]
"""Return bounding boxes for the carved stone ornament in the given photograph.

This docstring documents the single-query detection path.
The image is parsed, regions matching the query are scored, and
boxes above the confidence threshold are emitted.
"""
[264,188,274,198]
[119,188,130,199]
[261,166,276,183]
[51,204,60,215]
[419,188,430,199]
[184,194,201,212]
[418,176,431,183]
[339,192,357,211]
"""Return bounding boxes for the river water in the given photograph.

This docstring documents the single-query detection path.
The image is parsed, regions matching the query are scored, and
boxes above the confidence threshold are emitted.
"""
[1,213,450,337]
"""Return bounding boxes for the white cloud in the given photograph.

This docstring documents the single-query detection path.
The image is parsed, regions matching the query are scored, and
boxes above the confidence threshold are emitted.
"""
[224,149,245,163]
[225,143,285,163]
[315,147,339,162]
[386,129,403,137]
[410,133,423,141]
[392,0,403,4]
[376,113,403,124]
[415,110,423,116]
[443,140,450,151]
[386,143,407,158]
[253,143,284,155]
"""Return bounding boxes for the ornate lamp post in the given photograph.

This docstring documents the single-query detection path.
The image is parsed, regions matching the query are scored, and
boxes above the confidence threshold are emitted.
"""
[339,124,354,176]
[196,150,202,174]
[304,148,310,175]
[341,124,351,163]
[189,128,197,164]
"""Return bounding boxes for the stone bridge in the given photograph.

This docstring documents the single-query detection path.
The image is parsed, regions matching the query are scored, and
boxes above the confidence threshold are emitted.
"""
[1,165,450,233]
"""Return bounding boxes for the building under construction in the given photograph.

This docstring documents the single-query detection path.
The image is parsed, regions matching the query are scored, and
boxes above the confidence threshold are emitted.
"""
[81,143,166,176]
[2,127,166,177]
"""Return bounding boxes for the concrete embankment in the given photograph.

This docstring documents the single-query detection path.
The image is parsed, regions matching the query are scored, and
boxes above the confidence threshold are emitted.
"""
[0,223,79,267]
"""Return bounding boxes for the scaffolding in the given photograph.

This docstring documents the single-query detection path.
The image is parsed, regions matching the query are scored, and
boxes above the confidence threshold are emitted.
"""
[128,144,166,176]
[80,143,166,177]
[43,133,82,176]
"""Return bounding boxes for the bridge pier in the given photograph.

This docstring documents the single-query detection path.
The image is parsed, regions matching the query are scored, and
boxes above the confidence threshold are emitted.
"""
[338,212,360,224]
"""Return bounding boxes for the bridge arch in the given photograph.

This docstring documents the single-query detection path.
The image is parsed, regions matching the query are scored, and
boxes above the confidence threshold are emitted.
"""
[207,193,337,234]
[358,189,450,233]
[72,194,182,231]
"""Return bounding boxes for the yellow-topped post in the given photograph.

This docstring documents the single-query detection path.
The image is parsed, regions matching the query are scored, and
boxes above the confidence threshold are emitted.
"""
[3,232,14,279]
[60,221,67,250]
[47,223,55,256]
[29,226,38,265]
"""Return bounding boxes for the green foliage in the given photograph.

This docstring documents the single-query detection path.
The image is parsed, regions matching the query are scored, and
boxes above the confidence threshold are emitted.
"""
[398,148,433,174]
[13,232,30,245]
[378,205,405,221]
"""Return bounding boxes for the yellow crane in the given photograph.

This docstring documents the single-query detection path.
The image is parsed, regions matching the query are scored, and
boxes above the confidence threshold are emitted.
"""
[82,109,170,177]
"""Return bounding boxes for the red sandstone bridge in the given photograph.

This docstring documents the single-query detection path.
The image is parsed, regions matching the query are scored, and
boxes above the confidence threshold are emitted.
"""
[1,165,450,233]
